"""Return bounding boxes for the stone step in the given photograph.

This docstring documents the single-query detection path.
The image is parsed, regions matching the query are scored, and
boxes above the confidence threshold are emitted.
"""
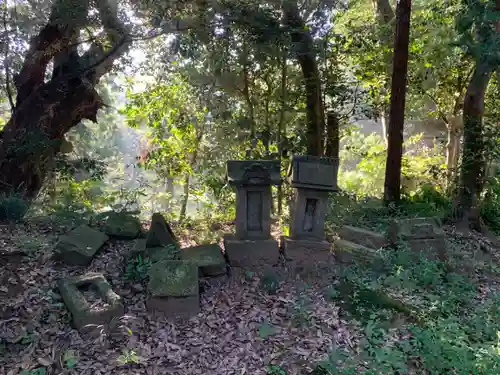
[337,225,387,250]
[333,239,381,265]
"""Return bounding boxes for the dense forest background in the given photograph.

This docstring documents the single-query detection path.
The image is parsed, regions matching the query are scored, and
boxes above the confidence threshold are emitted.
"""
[0,0,499,231]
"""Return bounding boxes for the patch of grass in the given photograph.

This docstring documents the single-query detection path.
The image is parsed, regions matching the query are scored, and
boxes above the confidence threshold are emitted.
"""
[116,349,141,366]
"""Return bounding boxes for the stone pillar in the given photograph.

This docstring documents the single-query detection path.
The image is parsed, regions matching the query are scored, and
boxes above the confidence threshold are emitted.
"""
[282,155,338,266]
[223,160,281,268]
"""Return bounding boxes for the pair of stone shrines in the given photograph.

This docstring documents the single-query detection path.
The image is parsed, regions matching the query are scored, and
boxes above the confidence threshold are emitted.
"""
[224,155,338,268]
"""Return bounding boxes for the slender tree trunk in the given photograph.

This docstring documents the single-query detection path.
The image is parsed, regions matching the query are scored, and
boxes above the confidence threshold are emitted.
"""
[325,111,340,183]
[242,41,255,142]
[453,62,493,227]
[179,173,190,221]
[277,50,287,217]
[383,0,411,205]
[283,2,325,156]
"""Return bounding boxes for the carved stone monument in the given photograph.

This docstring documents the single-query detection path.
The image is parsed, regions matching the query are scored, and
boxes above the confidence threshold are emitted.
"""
[282,155,338,266]
[223,160,281,268]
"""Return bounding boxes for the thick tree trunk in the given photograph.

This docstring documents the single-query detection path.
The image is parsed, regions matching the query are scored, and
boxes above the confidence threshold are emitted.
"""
[383,0,411,205]
[283,2,325,156]
[325,111,340,183]
[453,62,493,228]
[0,0,129,213]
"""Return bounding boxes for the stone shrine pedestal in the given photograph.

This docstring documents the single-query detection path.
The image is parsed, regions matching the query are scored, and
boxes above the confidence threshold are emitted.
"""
[282,155,338,266]
[223,160,281,268]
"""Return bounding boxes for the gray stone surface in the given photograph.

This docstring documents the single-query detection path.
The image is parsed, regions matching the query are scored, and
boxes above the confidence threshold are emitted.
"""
[387,217,447,260]
[281,236,333,266]
[55,225,109,266]
[289,189,329,241]
[104,212,142,239]
[146,213,179,249]
[181,244,227,277]
[148,260,198,297]
[224,234,279,268]
[227,160,281,240]
[338,225,387,250]
[333,239,381,266]
[288,155,338,191]
[58,273,123,331]
[227,160,281,186]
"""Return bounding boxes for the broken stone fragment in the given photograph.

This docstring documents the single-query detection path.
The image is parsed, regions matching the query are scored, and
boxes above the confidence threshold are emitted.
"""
[58,273,124,332]
[104,212,142,239]
[181,243,227,277]
[55,225,109,266]
[147,260,198,297]
[146,213,179,249]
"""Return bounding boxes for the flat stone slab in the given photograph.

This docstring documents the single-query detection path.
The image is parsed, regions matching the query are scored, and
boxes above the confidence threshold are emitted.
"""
[146,213,179,249]
[333,239,382,266]
[338,225,387,250]
[147,295,200,318]
[388,217,444,242]
[224,234,279,268]
[281,236,333,266]
[58,273,123,331]
[104,212,142,239]
[181,244,227,277]
[148,260,198,297]
[55,225,109,266]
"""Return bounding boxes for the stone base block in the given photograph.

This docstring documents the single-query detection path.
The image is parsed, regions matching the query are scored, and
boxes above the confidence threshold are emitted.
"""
[281,236,333,266]
[338,225,387,250]
[224,234,279,268]
[58,273,123,331]
[333,239,381,266]
[408,238,447,261]
[182,243,227,277]
[147,295,200,318]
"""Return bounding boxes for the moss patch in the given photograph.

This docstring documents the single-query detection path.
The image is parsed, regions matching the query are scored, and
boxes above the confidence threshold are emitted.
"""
[148,260,198,297]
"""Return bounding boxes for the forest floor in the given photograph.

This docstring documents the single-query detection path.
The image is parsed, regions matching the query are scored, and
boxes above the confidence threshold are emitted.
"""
[0,215,500,375]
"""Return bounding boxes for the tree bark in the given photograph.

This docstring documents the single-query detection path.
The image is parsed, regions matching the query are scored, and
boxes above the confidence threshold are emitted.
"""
[453,62,493,227]
[277,49,287,217]
[283,2,325,156]
[325,111,340,183]
[0,0,129,209]
[383,0,411,205]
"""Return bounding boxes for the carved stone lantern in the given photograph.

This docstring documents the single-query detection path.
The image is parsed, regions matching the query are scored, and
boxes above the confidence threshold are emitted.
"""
[223,160,281,268]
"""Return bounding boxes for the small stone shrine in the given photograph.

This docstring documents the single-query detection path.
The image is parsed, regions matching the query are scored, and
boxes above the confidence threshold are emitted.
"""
[282,155,338,265]
[223,160,281,268]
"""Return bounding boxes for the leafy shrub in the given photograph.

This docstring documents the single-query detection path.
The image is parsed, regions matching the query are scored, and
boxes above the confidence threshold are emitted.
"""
[0,193,29,222]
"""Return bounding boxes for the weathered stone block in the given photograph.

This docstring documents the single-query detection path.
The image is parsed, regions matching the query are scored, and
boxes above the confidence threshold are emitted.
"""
[333,239,381,266]
[289,189,329,241]
[146,294,200,318]
[227,160,281,240]
[338,225,387,250]
[148,260,198,297]
[281,236,333,266]
[408,238,447,261]
[227,160,281,186]
[287,155,338,191]
[182,243,227,277]
[58,273,123,331]
[224,234,279,268]
[104,212,142,239]
[146,213,179,249]
[55,225,109,266]
[387,217,443,243]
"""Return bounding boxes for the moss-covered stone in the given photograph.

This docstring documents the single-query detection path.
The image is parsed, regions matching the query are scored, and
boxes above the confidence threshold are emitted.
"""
[146,213,179,248]
[148,260,198,297]
[182,244,226,276]
[333,239,380,265]
[55,225,109,266]
[104,212,142,239]
[58,273,123,331]
[148,246,182,263]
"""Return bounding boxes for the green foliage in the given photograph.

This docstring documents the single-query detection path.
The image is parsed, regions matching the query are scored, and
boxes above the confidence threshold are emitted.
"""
[116,349,141,365]
[125,254,152,282]
[260,270,281,295]
[20,369,46,375]
[0,193,29,222]
[266,364,288,375]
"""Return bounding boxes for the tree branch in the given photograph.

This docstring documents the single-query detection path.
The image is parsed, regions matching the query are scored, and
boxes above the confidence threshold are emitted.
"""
[2,4,14,112]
